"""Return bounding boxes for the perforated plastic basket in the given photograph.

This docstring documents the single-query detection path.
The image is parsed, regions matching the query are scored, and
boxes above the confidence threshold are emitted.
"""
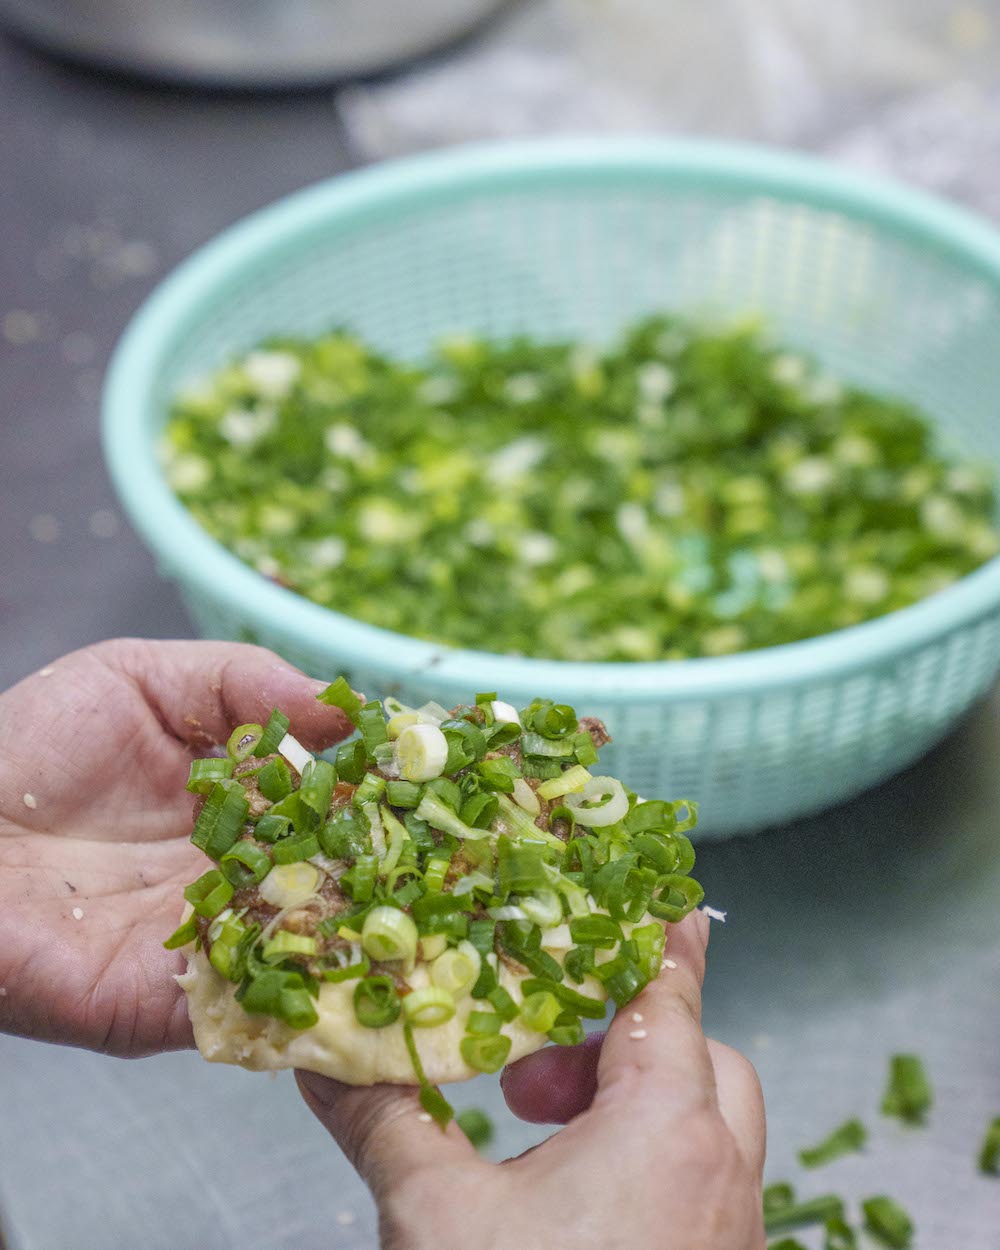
[103,139,1000,836]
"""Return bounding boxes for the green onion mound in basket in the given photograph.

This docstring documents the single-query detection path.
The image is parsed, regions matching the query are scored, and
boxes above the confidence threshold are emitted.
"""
[168,682,703,1120]
[162,315,1000,660]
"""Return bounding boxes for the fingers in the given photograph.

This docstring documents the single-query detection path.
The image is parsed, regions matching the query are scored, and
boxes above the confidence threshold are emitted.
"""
[594,910,716,1110]
[707,1040,766,1177]
[296,1072,479,1199]
[103,638,354,751]
[501,1030,603,1124]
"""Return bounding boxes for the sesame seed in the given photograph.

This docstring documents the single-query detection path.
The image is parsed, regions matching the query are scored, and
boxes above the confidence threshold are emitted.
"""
[72,907,84,920]
[23,793,37,810]
[629,1029,648,1040]
[631,1011,644,1023]
[417,1112,433,1123]
[662,958,678,970]
[335,1211,356,1226]
[38,666,54,677]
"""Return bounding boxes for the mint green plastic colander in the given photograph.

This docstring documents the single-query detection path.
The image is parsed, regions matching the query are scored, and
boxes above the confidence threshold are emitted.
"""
[102,139,1000,837]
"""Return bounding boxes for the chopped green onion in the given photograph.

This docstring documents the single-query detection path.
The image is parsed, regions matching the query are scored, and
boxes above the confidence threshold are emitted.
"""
[523,699,577,739]
[431,942,481,997]
[456,1108,494,1150]
[190,781,250,860]
[358,702,389,758]
[521,889,564,928]
[647,873,705,923]
[241,969,318,1029]
[262,931,317,962]
[460,1032,511,1073]
[361,906,418,964]
[467,1010,502,1035]
[186,757,235,794]
[979,1116,1000,1174]
[861,1196,913,1249]
[378,804,409,878]
[569,913,623,949]
[335,739,367,784]
[798,1119,867,1169]
[823,1217,858,1250]
[272,830,320,864]
[521,732,577,760]
[763,1184,796,1217]
[521,990,562,1033]
[881,1055,932,1125]
[208,915,247,980]
[537,765,592,801]
[354,975,401,1028]
[415,793,490,842]
[764,1195,845,1235]
[323,953,371,982]
[396,724,449,782]
[226,723,264,762]
[386,779,422,808]
[220,840,272,887]
[460,792,500,829]
[486,985,520,1022]
[163,914,198,949]
[257,756,292,801]
[494,794,565,848]
[548,1012,585,1046]
[572,732,599,767]
[341,854,377,902]
[401,1020,454,1127]
[316,677,364,725]
[521,976,606,1019]
[298,759,337,821]
[254,708,290,757]
[254,812,292,843]
[497,837,549,895]
[475,756,521,793]
[184,869,234,918]
[767,1241,809,1250]
[564,944,596,983]
[423,856,451,893]
[402,986,456,1028]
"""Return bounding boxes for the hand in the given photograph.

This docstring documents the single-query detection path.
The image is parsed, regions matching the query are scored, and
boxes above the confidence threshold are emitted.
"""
[298,911,766,1250]
[0,639,351,1056]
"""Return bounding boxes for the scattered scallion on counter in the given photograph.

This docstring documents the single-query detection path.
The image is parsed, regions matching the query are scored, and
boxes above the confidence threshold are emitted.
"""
[861,1195,914,1249]
[455,1107,494,1150]
[797,1118,867,1169]
[880,1054,932,1126]
[978,1116,1000,1175]
[763,1185,844,1234]
[163,316,1000,662]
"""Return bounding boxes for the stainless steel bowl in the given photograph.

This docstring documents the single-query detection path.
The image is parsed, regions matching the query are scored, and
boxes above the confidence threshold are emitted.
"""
[0,0,511,87]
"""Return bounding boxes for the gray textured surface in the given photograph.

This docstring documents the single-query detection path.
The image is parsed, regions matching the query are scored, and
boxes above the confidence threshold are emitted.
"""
[4,9,1000,1250]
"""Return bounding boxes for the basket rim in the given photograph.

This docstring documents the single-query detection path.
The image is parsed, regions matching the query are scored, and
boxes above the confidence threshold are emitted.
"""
[102,136,1000,699]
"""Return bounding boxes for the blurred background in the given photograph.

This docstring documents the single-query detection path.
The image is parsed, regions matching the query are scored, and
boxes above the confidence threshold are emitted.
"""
[2,2,1000,1247]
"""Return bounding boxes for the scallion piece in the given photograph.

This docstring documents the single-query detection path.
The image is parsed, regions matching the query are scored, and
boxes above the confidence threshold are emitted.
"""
[764,1195,845,1235]
[335,739,367,784]
[184,869,234,918]
[355,774,387,815]
[486,985,520,1023]
[880,1055,932,1125]
[521,990,562,1033]
[861,1196,913,1249]
[342,854,377,902]
[317,676,364,725]
[354,975,401,1028]
[361,906,418,965]
[647,872,705,923]
[767,1241,809,1250]
[979,1116,1000,1174]
[467,1010,502,1035]
[423,855,451,893]
[430,942,481,997]
[537,765,592,801]
[254,708,290,757]
[385,779,422,809]
[798,1119,867,1169]
[241,969,318,1030]
[456,1108,494,1151]
[220,840,272,887]
[163,914,198,949]
[298,759,337,822]
[190,780,250,860]
[257,756,292,802]
[521,976,606,1019]
[401,1020,454,1127]
[272,831,320,864]
[226,723,264,762]
[254,812,292,843]
[548,1012,585,1046]
[415,793,490,842]
[568,913,623,949]
[208,915,247,981]
[186,757,235,794]
[475,756,520,794]
[460,1032,511,1074]
[323,952,371,983]
[262,931,317,962]
[402,986,456,1028]
[823,1217,858,1250]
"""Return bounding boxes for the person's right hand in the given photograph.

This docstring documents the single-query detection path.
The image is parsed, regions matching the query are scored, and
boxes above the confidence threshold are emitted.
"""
[299,911,766,1250]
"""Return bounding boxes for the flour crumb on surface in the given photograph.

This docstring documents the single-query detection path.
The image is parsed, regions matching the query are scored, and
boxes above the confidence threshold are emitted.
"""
[72,907,84,920]
[629,1029,648,1040]
[38,666,55,677]
[23,793,37,809]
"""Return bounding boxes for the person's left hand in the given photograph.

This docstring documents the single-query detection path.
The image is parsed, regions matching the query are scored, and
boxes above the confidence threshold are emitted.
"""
[0,638,351,1056]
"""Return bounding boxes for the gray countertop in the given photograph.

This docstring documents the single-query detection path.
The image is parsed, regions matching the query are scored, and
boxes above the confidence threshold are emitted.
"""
[3,17,1000,1250]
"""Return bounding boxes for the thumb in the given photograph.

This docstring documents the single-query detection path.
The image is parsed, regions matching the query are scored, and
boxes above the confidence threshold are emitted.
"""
[296,1072,479,1199]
